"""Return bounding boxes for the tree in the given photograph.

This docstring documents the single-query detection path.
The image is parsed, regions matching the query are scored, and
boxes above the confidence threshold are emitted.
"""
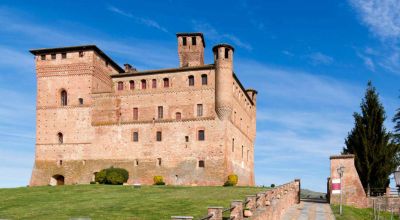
[342,82,399,194]
[393,97,400,143]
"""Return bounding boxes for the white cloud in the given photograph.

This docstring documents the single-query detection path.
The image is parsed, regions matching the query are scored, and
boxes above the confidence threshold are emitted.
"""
[349,0,400,39]
[192,21,252,50]
[349,0,400,74]
[308,52,334,65]
[107,5,168,33]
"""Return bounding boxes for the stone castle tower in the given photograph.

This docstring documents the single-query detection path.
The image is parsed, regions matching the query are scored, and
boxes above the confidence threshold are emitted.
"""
[29,32,257,186]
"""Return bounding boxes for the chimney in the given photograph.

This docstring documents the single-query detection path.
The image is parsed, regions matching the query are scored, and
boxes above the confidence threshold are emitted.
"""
[176,33,205,67]
[124,64,137,73]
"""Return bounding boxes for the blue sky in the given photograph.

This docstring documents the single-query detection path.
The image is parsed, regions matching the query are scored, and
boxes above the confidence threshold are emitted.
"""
[0,0,399,192]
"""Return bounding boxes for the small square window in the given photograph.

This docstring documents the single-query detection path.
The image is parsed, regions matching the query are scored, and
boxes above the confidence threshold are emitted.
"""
[135,159,139,166]
[78,98,83,105]
[185,136,189,142]
[199,160,205,168]
[198,130,205,141]
[79,51,84,57]
[156,131,162,141]
[61,53,67,59]
[40,55,46,60]
[133,132,139,142]
[51,53,56,60]
[192,36,197,45]
[183,37,187,46]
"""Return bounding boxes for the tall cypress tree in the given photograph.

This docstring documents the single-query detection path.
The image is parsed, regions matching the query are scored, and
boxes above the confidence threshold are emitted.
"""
[342,82,399,194]
[393,97,400,143]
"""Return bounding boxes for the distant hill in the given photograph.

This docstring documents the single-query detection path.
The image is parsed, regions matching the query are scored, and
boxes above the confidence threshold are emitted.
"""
[301,188,326,199]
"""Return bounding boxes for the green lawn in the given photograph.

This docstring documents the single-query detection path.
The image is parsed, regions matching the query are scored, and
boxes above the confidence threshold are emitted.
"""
[0,185,267,220]
[331,205,399,220]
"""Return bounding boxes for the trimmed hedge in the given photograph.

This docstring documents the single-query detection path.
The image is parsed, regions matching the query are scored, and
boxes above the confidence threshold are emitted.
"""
[95,167,129,185]
[153,176,166,185]
[223,174,238,187]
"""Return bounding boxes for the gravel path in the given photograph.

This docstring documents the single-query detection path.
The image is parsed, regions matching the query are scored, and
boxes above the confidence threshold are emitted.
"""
[281,201,335,220]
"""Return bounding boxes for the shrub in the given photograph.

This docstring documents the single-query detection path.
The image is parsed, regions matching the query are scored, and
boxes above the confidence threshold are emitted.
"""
[270,184,275,188]
[153,176,165,185]
[95,167,129,185]
[223,174,238,187]
[95,170,107,184]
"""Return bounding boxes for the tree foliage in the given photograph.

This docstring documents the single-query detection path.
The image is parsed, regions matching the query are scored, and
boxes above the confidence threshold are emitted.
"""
[393,97,400,144]
[342,82,400,193]
[95,167,129,185]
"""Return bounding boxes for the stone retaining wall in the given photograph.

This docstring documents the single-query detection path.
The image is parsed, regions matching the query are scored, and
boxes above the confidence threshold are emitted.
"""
[171,179,300,220]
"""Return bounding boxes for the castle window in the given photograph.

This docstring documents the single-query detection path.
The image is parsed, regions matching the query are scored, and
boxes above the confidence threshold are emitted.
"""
[198,130,205,141]
[141,80,146,89]
[225,48,229,59]
[117,81,124,91]
[201,74,208,85]
[61,53,67,59]
[185,136,189,142]
[156,131,162,141]
[182,37,187,46]
[51,53,56,60]
[59,160,63,166]
[133,108,138,120]
[78,98,83,105]
[135,159,139,166]
[163,78,169,88]
[61,90,67,106]
[157,158,162,166]
[198,160,205,168]
[79,51,84,57]
[197,104,203,117]
[133,132,138,142]
[58,132,63,144]
[232,138,235,152]
[40,54,46,60]
[176,112,181,120]
[152,79,157,88]
[192,36,197,45]
[129,80,135,90]
[158,106,163,119]
[188,75,194,86]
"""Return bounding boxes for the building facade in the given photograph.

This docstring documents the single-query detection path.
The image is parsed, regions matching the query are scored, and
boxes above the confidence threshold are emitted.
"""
[29,33,257,186]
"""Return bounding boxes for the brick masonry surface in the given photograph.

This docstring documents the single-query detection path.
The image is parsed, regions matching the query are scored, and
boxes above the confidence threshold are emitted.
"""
[29,33,257,186]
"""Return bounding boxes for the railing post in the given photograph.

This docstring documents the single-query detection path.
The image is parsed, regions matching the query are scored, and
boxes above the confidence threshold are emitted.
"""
[256,192,266,207]
[207,207,223,220]
[230,200,243,220]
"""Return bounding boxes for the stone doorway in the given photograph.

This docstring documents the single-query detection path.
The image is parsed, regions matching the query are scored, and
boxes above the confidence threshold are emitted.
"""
[50,174,65,186]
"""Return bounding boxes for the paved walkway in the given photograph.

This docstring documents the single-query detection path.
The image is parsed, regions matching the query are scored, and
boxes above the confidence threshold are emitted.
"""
[281,200,335,220]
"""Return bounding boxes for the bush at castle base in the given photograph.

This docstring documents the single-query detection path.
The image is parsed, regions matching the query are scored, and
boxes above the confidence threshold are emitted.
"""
[95,167,129,185]
[153,176,166,185]
[223,174,238,186]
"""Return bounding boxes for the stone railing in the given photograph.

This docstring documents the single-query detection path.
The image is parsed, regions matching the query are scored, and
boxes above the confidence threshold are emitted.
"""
[171,179,300,220]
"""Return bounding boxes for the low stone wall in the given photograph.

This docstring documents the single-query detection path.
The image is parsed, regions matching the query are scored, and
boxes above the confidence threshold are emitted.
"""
[171,179,300,220]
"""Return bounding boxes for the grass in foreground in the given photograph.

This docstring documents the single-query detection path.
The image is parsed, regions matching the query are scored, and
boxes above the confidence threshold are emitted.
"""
[331,204,399,220]
[0,185,267,220]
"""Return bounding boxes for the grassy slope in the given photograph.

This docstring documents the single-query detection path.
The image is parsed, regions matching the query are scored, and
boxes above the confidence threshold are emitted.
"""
[331,205,399,220]
[0,185,267,220]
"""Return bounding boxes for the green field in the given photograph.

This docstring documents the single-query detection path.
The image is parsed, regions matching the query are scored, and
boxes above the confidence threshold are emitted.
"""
[0,185,267,220]
[331,205,399,220]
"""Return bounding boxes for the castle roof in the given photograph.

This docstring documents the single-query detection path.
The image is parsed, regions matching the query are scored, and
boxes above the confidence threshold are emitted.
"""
[29,45,124,73]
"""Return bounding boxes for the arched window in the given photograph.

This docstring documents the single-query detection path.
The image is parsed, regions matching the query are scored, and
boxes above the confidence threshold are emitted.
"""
[152,79,157,88]
[61,90,67,106]
[188,75,194,86]
[117,81,124,91]
[129,80,135,90]
[201,74,208,85]
[176,112,182,120]
[163,78,169,88]
[58,132,63,144]
[141,80,146,89]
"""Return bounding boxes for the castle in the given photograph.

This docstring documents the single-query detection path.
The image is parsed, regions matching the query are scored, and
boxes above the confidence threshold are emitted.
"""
[29,32,257,186]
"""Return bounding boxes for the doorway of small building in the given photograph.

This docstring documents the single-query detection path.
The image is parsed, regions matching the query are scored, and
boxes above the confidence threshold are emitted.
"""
[50,174,65,186]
